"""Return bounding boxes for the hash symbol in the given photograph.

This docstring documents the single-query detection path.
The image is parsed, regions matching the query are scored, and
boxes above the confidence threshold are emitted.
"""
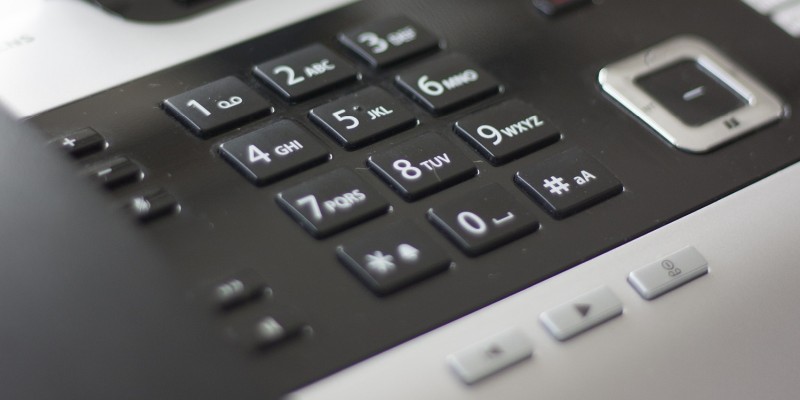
[543,176,570,195]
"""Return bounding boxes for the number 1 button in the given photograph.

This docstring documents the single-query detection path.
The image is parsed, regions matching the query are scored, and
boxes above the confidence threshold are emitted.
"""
[428,184,539,256]
[163,76,273,138]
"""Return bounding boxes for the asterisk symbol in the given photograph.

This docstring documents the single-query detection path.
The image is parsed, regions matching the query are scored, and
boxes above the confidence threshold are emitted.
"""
[365,251,396,275]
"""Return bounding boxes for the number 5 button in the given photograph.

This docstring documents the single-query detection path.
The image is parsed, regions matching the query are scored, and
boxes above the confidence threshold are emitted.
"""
[428,184,539,256]
[309,86,416,149]
[163,76,273,138]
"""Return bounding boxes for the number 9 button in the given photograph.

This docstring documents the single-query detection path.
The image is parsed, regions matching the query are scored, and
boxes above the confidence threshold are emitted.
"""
[309,86,416,149]
[163,76,273,138]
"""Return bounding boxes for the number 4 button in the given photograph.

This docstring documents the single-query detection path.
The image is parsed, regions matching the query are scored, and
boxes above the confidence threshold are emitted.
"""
[219,120,330,185]
[428,184,539,256]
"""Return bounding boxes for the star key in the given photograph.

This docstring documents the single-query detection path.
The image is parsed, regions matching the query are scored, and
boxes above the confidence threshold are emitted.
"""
[336,221,450,295]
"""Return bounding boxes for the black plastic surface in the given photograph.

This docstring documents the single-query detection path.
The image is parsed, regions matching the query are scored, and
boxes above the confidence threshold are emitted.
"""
[27,0,800,398]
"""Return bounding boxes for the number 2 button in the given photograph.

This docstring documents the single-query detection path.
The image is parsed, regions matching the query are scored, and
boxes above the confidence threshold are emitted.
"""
[163,76,273,138]
[428,184,539,256]
[254,44,358,102]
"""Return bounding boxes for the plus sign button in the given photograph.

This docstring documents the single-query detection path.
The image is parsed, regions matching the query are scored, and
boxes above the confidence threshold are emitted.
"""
[514,148,622,219]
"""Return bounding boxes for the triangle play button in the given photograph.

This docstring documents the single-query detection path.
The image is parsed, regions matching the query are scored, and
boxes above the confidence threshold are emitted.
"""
[575,303,591,317]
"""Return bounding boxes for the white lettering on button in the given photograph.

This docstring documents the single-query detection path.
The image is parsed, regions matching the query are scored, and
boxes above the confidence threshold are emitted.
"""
[417,69,479,97]
[387,26,418,46]
[274,140,304,156]
[304,59,336,77]
[62,137,77,147]
[365,251,396,275]
[476,115,545,146]
[419,153,451,171]
[217,96,243,109]
[543,176,570,195]
[397,244,420,263]
[394,154,452,181]
[573,170,597,186]
[367,106,394,120]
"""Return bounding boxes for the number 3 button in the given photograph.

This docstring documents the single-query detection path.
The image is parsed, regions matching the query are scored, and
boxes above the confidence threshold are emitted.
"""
[428,184,539,256]
[163,76,273,138]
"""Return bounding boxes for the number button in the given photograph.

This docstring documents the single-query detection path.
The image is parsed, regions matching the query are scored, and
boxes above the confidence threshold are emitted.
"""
[395,54,501,115]
[455,99,561,165]
[309,87,416,149]
[163,76,273,138]
[276,169,390,238]
[368,133,476,200]
[253,44,358,102]
[428,184,539,256]
[339,16,441,68]
[219,120,330,186]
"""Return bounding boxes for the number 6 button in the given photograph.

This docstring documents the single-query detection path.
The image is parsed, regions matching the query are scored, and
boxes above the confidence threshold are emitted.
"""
[163,76,273,138]
[428,184,539,256]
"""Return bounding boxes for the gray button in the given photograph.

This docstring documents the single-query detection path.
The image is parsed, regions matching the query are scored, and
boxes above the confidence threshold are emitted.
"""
[628,246,708,300]
[539,286,623,341]
[446,328,532,384]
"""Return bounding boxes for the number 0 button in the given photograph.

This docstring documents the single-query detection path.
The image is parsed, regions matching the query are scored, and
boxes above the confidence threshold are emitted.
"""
[277,168,390,238]
[219,120,330,185]
[254,44,358,102]
[428,184,539,256]
[163,76,273,138]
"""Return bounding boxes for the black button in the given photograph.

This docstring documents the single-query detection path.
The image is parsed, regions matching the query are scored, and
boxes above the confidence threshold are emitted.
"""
[515,148,623,219]
[337,221,450,295]
[368,134,476,201]
[309,87,416,149]
[276,168,390,238]
[395,53,501,115]
[338,16,440,68]
[127,188,179,222]
[54,128,106,158]
[227,307,306,350]
[532,0,591,16]
[87,157,142,189]
[428,183,539,256]
[219,120,330,185]
[635,60,747,127]
[254,44,358,102]
[163,76,273,138]
[454,99,560,165]
[205,268,268,310]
